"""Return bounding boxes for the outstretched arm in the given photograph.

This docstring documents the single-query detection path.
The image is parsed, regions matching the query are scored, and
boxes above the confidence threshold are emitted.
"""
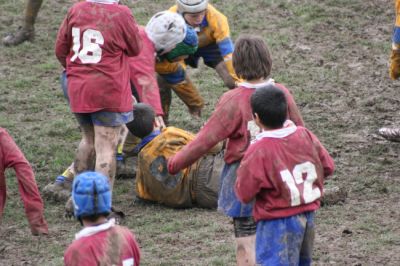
[0,128,48,235]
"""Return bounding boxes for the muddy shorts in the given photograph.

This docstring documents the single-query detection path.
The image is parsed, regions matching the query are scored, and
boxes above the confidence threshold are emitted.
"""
[74,111,133,127]
[193,152,224,209]
[218,161,253,217]
[255,211,315,266]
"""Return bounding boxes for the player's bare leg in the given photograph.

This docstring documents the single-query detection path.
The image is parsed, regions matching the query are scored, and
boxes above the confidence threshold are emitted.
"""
[235,235,256,266]
[94,125,121,190]
[3,0,43,46]
[65,123,96,217]
[74,123,96,174]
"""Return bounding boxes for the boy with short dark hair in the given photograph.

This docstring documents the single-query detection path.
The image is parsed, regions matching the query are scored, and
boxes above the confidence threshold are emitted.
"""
[168,35,304,265]
[235,86,335,266]
[64,171,140,266]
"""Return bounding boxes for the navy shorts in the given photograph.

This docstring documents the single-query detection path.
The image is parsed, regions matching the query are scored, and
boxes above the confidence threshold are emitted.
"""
[74,111,133,127]
[256,211,315,266]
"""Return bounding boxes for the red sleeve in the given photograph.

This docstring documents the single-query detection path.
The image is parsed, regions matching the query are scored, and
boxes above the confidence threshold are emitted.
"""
[55,16,69,68]
[120,8,142,57]
[168,96,239,174]
[307,130,335,178]
[235,145,266,203]
[276,83,305,127]
[127,232,141,266]
[0,129,48,235]
[135,73,163,115]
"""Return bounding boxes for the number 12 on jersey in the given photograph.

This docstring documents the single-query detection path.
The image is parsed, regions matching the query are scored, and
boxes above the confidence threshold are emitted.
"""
[280,162,321,206]
[71,27,104,64]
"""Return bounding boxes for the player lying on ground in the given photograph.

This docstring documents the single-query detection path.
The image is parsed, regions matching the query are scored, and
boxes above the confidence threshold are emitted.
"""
[126,103,223,209]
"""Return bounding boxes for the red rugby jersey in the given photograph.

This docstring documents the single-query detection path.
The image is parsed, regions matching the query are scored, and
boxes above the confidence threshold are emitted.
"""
[129,27,163,116]
[168,80,305,174]
[235,124,335,221]
[55,1,142,113]
[64,221,140,266]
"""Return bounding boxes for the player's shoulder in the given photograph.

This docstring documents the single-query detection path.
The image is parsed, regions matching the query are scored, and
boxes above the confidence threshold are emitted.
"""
[220,86,251,103]
[207,4,226,18]
[206,4,228,24]
[112,225,137,243]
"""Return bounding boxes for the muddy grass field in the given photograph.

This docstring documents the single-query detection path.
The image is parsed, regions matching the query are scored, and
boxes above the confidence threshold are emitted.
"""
[1,0,400,265]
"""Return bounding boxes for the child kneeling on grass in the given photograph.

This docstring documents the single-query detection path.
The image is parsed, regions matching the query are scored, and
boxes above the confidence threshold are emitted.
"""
[64,171,140,266]
[235,86,335,266]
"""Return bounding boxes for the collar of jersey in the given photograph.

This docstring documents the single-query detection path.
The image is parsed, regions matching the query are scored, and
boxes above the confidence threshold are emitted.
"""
[86,0,119,4]
[133,130,161,154]
[253,120,297,142]
[75,218,116,240]
[238,79,275,89]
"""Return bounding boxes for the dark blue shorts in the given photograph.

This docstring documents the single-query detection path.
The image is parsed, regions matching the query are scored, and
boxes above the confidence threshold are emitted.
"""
[256,212,315,266]
[74,111,133,127]
[218,161,254,218]
[185,43,223,69]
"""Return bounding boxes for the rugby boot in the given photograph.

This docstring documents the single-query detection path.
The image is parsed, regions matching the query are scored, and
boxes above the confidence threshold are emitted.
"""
[378,127,400,142]
[43,169,74,202]
[3,27,34,46]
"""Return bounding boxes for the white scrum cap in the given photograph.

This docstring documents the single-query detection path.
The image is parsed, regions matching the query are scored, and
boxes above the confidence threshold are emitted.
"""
[145,11,187,53]
[176,0,208,14]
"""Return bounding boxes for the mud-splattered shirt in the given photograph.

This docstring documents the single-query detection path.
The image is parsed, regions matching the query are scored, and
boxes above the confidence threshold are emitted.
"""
[64,219,140,266]
[129,27,163,116]
[168,80,305,174]
[55,1,142,113]
[0,128,48,235]
[235,123,335,222]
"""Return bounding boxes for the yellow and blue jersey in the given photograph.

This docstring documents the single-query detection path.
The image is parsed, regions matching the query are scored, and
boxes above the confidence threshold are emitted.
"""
[169,4,234,64]
[155,59,186,84]
[394,0,400,46]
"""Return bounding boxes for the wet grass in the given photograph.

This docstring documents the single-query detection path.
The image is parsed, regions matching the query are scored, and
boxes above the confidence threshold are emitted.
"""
[1,0,400,265]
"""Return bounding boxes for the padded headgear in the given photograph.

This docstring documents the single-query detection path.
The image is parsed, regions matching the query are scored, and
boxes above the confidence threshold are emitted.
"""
[146,11,187,53]
[176,0,208,14]
[72,171,111,219]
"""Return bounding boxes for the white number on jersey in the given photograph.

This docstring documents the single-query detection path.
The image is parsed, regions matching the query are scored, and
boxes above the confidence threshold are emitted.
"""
[71,27,104,64]
[280,162,321,206]
[122,258,135,266]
